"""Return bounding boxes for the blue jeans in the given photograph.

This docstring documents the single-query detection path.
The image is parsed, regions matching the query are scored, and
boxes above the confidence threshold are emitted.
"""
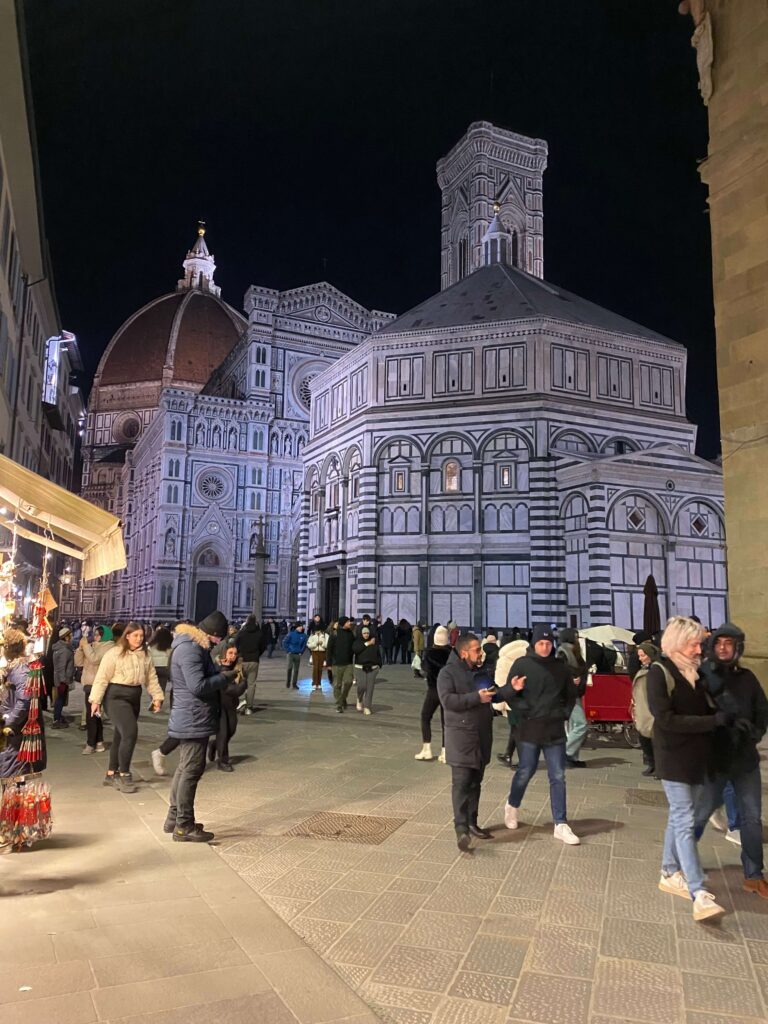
[695,770,763,880]
[661,780,706,898]
[566,699,588,759]
[508,740,567,824]
[724,781,741,831]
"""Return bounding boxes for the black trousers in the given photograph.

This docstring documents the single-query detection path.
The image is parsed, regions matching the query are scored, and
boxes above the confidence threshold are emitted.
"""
[168,738,208,830]
[83,685,103,747]
[639,734,655,769]
[420,687,445,744]
[105,684,142,774]
[504,719,518,759]
[451,765,485,832]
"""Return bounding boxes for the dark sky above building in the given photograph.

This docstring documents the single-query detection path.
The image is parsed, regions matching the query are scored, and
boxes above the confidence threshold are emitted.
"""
[23,0,718,454]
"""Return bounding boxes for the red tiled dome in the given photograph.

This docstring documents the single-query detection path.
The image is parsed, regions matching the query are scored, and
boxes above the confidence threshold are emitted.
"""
[98,291,246,388]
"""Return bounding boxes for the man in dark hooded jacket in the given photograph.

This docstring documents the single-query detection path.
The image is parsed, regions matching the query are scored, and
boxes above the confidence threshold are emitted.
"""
[695,622,768,898]
[165,611,235,842]
[235,614,266,714]
[504,624,580,845]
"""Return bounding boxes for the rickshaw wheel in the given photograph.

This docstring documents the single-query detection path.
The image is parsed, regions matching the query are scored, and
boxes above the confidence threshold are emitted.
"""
[623,723,641,749]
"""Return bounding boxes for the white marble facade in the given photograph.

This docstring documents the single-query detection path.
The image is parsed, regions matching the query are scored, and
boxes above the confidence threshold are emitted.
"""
[82,123,726,630]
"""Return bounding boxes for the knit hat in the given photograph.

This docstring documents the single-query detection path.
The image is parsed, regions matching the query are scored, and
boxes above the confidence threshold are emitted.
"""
[197,611,228,639]
[434,626,451,646]
[638,641,660,661]
[532,623,554,644]
[338,616,352,629]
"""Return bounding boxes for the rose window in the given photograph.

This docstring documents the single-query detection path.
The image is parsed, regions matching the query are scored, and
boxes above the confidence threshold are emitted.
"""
[299,374,315,409]
[199,473,225,500]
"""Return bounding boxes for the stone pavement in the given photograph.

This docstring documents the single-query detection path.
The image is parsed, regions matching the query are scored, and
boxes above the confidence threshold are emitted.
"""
[5,656,768,1024]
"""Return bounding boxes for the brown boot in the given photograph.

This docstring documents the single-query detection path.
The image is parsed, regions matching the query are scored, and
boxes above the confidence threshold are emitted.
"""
[743,878,768,899]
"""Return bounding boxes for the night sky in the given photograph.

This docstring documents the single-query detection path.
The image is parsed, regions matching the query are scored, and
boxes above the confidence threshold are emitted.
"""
[23,0,718,454]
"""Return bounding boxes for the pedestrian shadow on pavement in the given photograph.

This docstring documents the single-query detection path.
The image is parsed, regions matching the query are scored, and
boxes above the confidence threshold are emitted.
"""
[585,756,632,768]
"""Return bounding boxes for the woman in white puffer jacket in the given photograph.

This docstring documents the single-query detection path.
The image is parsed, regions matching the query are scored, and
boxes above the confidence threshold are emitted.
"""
[493,639,529,767]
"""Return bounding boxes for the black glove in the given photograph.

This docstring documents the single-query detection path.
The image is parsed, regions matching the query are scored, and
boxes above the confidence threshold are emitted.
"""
[699,660,725,696]
[219,668,237,683]
[713,710,735,728]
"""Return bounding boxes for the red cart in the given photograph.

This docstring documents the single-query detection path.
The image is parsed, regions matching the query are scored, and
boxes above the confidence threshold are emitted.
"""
[583,672,640,748]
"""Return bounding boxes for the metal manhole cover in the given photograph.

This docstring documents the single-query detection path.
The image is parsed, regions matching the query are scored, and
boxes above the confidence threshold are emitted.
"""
[284,812,406,845]
[625,788,667,807]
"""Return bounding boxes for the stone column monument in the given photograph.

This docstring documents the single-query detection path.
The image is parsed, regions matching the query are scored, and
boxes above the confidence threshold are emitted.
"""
[251,516,267,622]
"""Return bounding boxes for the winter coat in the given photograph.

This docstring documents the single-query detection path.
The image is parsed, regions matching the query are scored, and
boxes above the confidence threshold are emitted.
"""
[283,629,308,655]
[0,658,46,776]
[422,644,451,688]
[412,627,425,655]
[327,627,355,666]
[493,640,529,723]
[699,659,768,778]
[353,636,382,670]
[556,641,588,698]
[437,650,518,769]
[52,640,75,687]
[90,646,164,706]
[379,619,396,647]
[236,620,267,662]
[307,631,329,653]
[647,658,717,785]
[78,640,115,688]
[167,624,232,739]
[507,652,575,745]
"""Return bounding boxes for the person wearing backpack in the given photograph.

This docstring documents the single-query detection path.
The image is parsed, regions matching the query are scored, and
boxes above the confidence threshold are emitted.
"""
[694,622,768,899]
[649,616,731,922]
[631,641,661,777]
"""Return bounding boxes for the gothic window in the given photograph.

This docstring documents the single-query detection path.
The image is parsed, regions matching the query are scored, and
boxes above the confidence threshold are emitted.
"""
[250,493,256,510]
[392,469,407,494]
[198,473,225,501]
[443,460,460,493]
[252,428,264,450]
[499,465,512,489]
[170,419,182,441]
[251,468,257,485]
[257,467,264,485]
[458,236,469,280]
[166,484,178,503]
[257,491,263,510]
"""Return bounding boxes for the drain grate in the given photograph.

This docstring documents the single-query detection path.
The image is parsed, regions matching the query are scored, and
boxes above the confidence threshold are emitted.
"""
[625,788,668,807]
[283,811,407,845]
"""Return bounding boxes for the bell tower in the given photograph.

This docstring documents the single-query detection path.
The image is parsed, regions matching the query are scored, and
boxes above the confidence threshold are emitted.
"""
[437,121,548,289]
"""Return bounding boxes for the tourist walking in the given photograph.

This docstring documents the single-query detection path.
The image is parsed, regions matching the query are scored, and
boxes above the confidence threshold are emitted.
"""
[283,622,308,689]
[411,622,425,677]
[694,622,768,898]
[264,619,279,657]
[90,622,164,792]
[437,633,523,851]
[557,628,589,768]
[630,641,660,777]
[503,624,580,845]
[396,619,412,664]
[209,644,246,772]
[307,623,329,691]
[235,614,266,712]
[379,617,396,664]
[78,625,114,753]
[148,626,173,692]
[327,616,355,712]
[353,626,382,715]
[164,612,236,841]
[414,625,451,762]
[51,625,75,728]
[649,616,727,921]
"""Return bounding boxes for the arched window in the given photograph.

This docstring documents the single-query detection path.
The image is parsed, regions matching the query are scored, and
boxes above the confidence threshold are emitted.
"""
[257,492,263,510]
[170,419,182,441]
[252,428,264,450]
[250,493,256,510]
[443,460,460,493]
[251,468,257,485]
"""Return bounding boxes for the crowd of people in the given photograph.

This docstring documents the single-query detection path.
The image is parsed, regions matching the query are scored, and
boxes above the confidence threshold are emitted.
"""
[1,607,766,926]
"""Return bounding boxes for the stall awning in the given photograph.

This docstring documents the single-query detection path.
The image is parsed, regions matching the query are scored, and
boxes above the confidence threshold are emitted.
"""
[0,454,126,580]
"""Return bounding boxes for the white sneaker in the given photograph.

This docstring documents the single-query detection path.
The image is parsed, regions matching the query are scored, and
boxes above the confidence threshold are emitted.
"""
[414,744,435,761]
[82,745,95,755]
[437,748,446,764]
[356,700,363,712]
[554,822,580,845]
[726,829,742,846]
[237,698,247,712]
[692,889,725,921]
[708,808,728,833]
[658,870,690,900]
[504,803,519,829]
[244,708,253,716]
[363,708,372,716]
[151,749,166,776]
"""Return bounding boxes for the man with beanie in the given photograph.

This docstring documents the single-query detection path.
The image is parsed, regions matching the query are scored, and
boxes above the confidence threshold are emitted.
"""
[51,625,75,727]
[327,616,355,712]
[165,611,236,842]
[438,633,526,851]
[504,624,580,844]
[695,623,768,898]
[414,624,452,761]
[556,628,589,768]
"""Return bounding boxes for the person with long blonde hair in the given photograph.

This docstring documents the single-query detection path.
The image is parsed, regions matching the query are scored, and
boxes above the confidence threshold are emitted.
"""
[91,622,164,792]
[649,615,728,922]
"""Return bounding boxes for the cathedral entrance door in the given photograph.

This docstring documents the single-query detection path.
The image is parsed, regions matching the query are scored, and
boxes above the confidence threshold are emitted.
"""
[323,576,340,625]
[195,580,219,622]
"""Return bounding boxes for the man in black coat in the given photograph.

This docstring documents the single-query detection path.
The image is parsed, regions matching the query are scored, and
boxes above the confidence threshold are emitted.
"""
[504,624,580,845]
[235,615,267,714]
[695,622,768,899]
[437,634,524,851]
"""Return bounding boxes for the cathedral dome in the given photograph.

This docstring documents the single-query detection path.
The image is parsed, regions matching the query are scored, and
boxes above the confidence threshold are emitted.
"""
[97,289,246,388]
[95,225,246,391]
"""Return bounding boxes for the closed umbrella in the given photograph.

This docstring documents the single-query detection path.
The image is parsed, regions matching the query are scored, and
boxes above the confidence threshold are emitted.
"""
[643,575,661,636]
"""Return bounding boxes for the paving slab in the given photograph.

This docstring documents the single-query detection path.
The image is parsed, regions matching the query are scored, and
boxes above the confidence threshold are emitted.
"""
[8,656,768,1023]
